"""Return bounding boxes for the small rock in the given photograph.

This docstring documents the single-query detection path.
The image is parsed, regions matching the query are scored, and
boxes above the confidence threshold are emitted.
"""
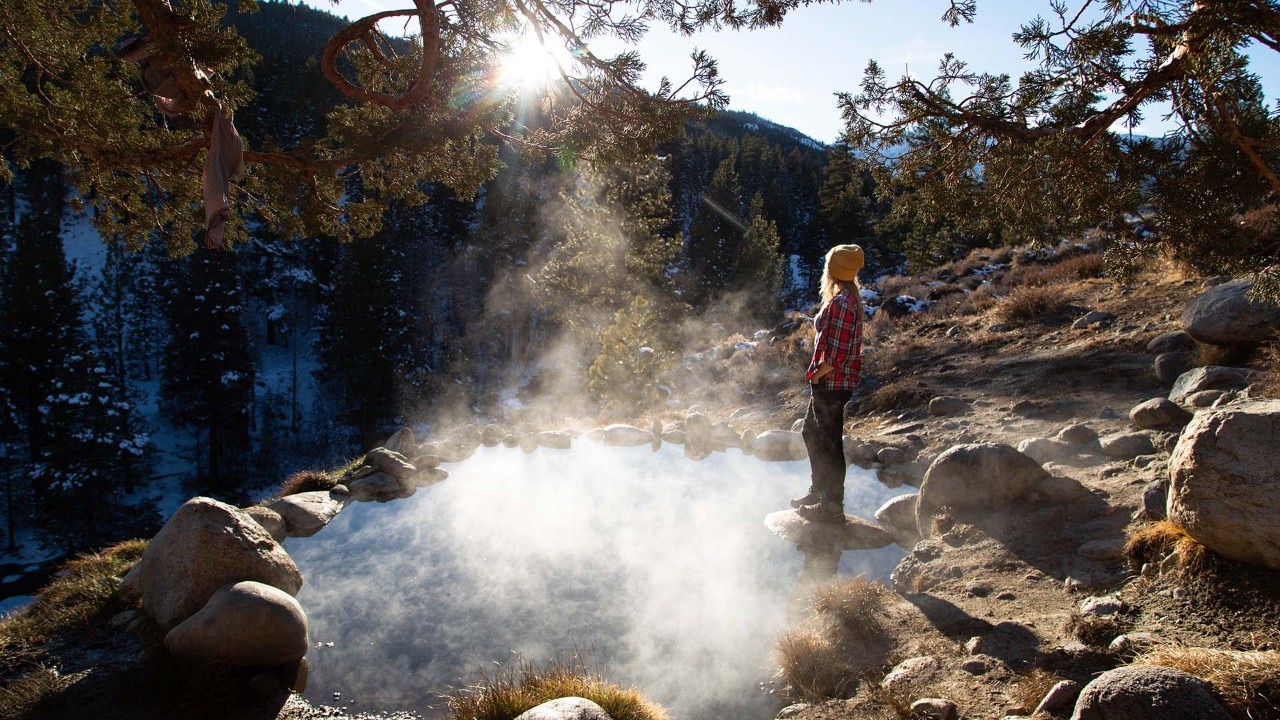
[1079,595,1126,617]
[267,492,345,537]
[928,396,970,416]
[601,424,653,447]
[1035,680,1082,715]
[1077,540,1124,561]
[877,446,907,465]
[1097,431,1156,459]
[1183,389,1225,408]
[996,591,1017,601]
[1146,331,1196,353]
[513,697,612,720]
[989,323,1014,333]
[965,581,992,597]
[243,505,287,542]
[537,430,573,450]
[1129,398,1192,429]
[881,655,940,694]
[1153,351,1196,384]
[1056,423,1099,447]
[1073,311,1115,330]
[875,493,922,549]
[1109,632,1158,656]
[960,658,988,675]
[364,447,417,482]
[910,698,958,720]
[776,704,809,719]
[346,472,405,502]
[1017,437,1078,465]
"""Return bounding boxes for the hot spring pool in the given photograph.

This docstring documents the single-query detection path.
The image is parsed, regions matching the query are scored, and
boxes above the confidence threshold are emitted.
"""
[285,442,909,719]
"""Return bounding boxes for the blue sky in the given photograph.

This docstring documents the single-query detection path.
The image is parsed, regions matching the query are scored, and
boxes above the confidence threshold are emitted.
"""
[308,0,1280,144]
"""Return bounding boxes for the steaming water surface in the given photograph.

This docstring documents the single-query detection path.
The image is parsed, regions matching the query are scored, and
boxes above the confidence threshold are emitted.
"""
[286,442,908,719]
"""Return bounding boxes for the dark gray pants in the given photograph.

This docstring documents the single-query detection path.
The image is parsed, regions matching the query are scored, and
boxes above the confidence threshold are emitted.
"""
[801,385,852,505]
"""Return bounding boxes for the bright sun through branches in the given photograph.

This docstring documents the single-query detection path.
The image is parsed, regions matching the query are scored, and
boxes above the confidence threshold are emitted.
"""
[497,32,575,90]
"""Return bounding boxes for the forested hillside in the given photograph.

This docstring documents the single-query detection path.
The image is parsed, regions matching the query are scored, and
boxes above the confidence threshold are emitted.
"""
[0,0,929,556]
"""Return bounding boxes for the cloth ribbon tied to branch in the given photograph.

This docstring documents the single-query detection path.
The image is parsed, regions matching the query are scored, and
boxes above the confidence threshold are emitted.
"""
[117,36,244,249]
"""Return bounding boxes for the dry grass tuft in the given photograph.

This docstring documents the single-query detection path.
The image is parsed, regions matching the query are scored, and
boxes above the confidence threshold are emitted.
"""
[812,576,888,643]
[446,655,668,720]
[1065,612,1130,647]
[276,469,338,497]
[0,665,74,720]
[774,627,859,700]
[993,285,1073,323]
[1042,252,1106,283]
[862,379,932,414]
[1124,520,1209,576]
[0,539,146,679]
[775,577,890,701]
[1009,669,1063,714]
[1139,646,1280,719]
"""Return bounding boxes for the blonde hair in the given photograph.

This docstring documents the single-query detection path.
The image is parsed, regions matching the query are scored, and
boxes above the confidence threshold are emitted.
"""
[820,263,864,320]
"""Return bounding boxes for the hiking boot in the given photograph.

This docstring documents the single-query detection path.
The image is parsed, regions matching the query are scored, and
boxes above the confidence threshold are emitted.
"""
[795,501,845,523]
[789,490,822,509]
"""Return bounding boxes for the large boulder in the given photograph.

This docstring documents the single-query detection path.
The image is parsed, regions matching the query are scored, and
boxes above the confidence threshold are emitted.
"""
[1181,278,1280,347]
[267,491,345,538]
[915,444,1049,536]
[1167,399,1280,569]
[1169,366,1255,403]
[764,510,892,550]
[164,581,308,667]
[134,497,303,627]
[1070,665,1231,720]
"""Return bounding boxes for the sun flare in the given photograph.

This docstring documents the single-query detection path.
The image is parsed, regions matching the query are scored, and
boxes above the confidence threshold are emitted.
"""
[497,32,572,90]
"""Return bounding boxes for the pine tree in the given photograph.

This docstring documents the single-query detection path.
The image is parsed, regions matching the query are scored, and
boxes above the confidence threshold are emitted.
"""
[160,249,256,500]
[588,295,676,414]
[734,194,785,322]
[685,156,746,307]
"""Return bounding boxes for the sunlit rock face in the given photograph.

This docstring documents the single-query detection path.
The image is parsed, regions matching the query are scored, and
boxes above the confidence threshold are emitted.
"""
[286,444,909,719]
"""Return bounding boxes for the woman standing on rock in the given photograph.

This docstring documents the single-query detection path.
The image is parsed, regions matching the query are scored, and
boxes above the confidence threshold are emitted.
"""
[793,244,864,523]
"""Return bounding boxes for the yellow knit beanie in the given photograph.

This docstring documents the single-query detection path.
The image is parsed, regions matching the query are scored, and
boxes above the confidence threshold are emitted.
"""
[826,244,864,282]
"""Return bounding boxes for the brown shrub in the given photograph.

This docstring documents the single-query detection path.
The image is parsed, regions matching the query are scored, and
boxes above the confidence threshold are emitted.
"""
[774,627,859,700]
[993,285,1073,323]
[1139,646,1280,719]
[956,285,999,316]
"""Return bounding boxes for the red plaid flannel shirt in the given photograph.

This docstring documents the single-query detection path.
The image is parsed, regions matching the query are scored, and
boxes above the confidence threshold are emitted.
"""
[806,289,863,390]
